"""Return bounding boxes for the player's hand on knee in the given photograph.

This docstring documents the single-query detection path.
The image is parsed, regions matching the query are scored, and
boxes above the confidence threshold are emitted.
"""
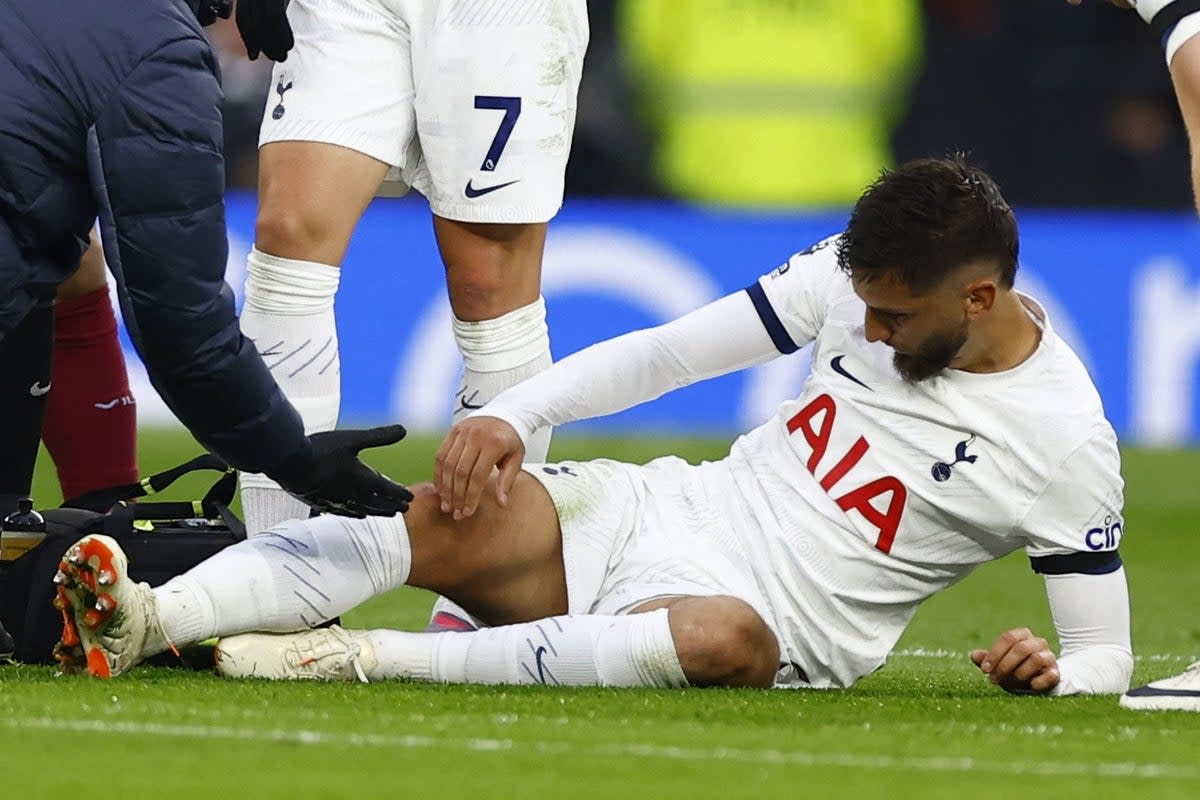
[270,425,414,518]
[435,416,525,520]
[236,0,295,62]
[970,627,1060,695]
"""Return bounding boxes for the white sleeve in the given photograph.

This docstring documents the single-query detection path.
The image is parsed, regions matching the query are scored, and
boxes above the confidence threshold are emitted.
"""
[478,235,851,445]
[751,234,850,351]
[477,289,781,445]
[1044,569,1134,696]
[1019,425,1125,558]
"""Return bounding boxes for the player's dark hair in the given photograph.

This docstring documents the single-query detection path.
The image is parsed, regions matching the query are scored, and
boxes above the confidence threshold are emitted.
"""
[836,155,1019,294]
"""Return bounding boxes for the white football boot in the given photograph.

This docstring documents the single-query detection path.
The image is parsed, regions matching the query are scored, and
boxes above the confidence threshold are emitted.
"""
[1120,662,1200,711]
[215,626,377,683]
[52,534,168,678]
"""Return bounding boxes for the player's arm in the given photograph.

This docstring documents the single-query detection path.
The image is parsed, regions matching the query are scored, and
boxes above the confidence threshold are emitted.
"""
[972,428,1134,695]
[1169,26,1200,211]
[88,34,308,477]
[435,238,847,518]
[89,35,412,517]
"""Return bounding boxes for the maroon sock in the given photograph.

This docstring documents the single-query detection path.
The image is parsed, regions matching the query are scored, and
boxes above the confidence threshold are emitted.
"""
[42,287,138,500]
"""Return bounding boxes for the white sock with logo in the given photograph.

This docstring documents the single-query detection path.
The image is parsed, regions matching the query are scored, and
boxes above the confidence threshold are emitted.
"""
[363,609,688,688]
[238,247,341,535]
[153,514,412,649]
[451,296,552,461]
[438,297,553,630]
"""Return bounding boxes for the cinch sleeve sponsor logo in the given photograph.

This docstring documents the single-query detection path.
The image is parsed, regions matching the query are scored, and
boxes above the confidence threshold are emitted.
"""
[1085,515,1123,551]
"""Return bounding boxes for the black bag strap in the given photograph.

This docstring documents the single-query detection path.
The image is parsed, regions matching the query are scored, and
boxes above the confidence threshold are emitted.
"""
[100,501,248,541]
[63,453,248,541]
[62,453,234,512]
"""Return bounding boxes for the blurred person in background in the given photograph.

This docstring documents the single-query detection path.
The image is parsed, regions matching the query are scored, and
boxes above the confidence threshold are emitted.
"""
[564,0,659,197]
[618,0,921,208]
[895,0,1191,208]
[1067,0,1200,712]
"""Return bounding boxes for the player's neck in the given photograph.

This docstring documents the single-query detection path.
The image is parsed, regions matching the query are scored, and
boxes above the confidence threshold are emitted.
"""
[952,292,1042,374]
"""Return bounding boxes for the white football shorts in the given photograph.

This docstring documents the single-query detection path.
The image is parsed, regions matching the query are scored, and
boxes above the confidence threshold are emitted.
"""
[258,0,588,224]
[526,456,783,644]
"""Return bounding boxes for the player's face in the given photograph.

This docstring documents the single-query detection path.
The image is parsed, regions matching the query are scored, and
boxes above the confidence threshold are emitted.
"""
[852,271,971,383]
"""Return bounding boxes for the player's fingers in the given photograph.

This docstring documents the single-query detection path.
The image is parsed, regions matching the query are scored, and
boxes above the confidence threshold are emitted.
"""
[436,433,466,513]
[494,446,526,508]
[461,445,498,519]
[1028,666,1061,694]
[434,427,456,482]
[969,649,988,668]
[990,637,1044,685]
[981,628,1031,672]
[450,446,484,520]
[988,642,1032,684]
[1011,648,1055,684]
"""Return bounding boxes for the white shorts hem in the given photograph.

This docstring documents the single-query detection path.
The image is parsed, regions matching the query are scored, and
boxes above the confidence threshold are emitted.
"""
[259,118,404,169]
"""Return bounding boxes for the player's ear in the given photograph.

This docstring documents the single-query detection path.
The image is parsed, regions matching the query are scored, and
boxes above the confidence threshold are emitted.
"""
[964,280,996,319]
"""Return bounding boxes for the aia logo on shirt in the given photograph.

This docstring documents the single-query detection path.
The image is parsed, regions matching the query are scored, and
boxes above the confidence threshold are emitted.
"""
[1085,514,1123,551]
[786,392,907,554]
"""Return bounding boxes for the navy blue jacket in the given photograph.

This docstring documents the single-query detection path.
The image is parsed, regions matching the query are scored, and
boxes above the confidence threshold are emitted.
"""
[0,0,307,475]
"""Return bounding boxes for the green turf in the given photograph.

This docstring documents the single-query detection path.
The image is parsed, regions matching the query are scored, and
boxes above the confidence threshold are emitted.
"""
[2,429,1198,798]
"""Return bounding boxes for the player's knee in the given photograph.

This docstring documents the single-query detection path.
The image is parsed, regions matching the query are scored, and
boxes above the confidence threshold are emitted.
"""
[254,204,339,260]
[403,483,488,589]
[670,597,779,689]
[447,270,512,321]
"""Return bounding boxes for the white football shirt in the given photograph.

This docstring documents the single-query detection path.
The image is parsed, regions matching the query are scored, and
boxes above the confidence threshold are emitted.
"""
[702,237,1125,687]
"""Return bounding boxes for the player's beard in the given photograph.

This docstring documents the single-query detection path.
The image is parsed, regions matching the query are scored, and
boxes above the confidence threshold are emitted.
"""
[893,317,969,383]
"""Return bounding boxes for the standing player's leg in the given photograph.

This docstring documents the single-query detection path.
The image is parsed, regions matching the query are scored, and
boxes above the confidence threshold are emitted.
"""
[414,0,589,465]
[42,230,138,502]
[417,0,589,630]
[439,219,553,461]
[235,0,415,535]
[237,141,388,534]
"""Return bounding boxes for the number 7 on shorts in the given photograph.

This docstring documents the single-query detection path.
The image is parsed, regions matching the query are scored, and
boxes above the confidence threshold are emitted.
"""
[474,95,522,171]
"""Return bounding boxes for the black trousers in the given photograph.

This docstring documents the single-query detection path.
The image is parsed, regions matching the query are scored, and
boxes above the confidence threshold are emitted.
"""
[0,300,54,517]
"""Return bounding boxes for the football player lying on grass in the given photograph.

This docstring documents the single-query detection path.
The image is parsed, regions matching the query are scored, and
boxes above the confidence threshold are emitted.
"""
[53,157,1132,695]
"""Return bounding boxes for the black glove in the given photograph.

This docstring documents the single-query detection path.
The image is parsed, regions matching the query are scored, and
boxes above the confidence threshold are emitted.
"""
[236,0,294,62]
[268,425,414,518]
[196,1,233,26]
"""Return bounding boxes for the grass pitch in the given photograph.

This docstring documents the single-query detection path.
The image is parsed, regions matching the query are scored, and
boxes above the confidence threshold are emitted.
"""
[1,429,1198,799]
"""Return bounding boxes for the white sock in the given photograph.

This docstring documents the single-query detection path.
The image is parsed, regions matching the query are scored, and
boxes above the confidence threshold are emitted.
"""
[452,296,553,462]
[364,609,688,688]
[153,514,412,648]
[238,247,342,535]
